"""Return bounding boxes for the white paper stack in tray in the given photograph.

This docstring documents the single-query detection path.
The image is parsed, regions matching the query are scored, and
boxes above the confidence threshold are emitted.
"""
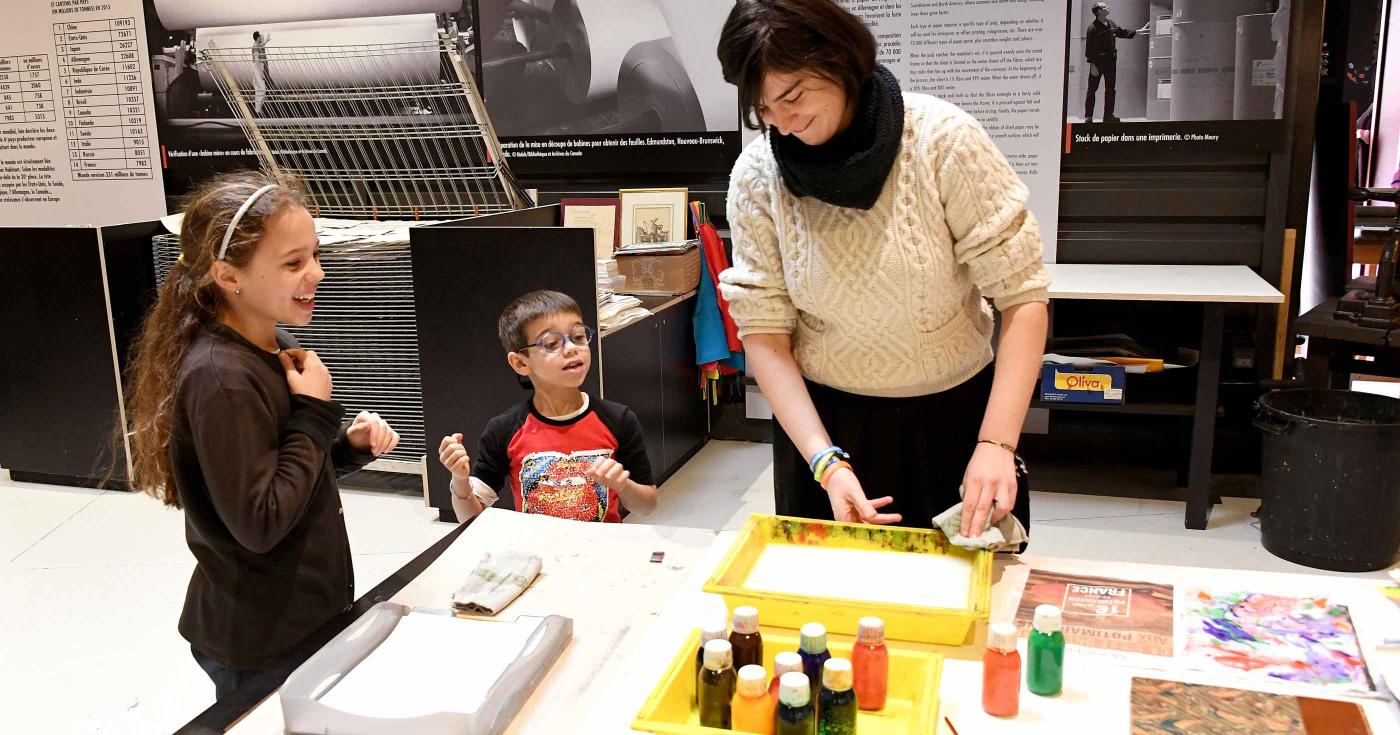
[279,602,571,735]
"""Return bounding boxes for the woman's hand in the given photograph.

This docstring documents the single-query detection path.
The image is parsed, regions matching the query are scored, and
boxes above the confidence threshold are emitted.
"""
[824,467,903,525]
[960,442,1017,537]
[346,411,399,456]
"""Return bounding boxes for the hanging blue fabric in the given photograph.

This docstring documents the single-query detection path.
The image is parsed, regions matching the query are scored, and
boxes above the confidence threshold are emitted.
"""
[694,247,735,365]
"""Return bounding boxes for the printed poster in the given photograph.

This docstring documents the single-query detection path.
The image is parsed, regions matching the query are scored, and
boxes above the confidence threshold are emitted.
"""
[1015,569,1174,657]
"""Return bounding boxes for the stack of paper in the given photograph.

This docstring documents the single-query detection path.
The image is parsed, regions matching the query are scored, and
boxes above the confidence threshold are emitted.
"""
[615,238,699,256]
[599,294,651,332]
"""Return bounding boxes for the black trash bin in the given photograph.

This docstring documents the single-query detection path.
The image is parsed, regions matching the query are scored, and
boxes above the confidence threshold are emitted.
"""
[1254,389,1400,572]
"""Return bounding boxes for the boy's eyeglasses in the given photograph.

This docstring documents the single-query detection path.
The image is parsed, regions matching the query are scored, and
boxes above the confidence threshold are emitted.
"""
[518,325,595,354]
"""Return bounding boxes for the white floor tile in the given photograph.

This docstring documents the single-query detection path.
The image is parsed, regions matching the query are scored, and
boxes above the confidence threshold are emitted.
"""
[9,488,190,569]
[0,477,103,563]
[628,440,771,530]
[1029,491,1174,522]
[0,561,206,734]
[352,552,421,599]
[339,490,453,556]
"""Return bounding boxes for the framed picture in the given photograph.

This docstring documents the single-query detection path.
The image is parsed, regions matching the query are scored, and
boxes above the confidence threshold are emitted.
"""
[560,198,621,259]
[619,187,689,246]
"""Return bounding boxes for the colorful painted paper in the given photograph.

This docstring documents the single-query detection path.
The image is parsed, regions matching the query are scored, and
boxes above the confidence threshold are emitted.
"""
[1130,678,1371,735]
[1181,590,1374,694]
[1014,569,1174,656]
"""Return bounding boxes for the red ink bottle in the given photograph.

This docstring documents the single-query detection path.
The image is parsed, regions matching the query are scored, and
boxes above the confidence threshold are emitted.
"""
[982,622,1021,717]
[852,616,888,710]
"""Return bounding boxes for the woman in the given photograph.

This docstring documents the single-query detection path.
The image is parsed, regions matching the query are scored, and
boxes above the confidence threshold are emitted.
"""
[716,0,1049,539]
[124,172,400,699]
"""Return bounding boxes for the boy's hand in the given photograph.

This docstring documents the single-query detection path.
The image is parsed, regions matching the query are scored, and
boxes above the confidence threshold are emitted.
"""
[586,457,630,491]
[438,433,471,480]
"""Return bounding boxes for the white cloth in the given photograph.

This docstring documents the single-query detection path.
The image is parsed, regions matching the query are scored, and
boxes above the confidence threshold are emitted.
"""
[933,489,1030,552]
[451,551,543,615]
[720,94,1050,398]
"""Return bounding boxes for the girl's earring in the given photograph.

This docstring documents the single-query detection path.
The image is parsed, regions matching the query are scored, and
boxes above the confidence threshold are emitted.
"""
[235,289,241,295]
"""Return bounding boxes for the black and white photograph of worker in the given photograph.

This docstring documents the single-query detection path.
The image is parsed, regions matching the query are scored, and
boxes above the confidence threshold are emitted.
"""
[1083,2,1148,123]
[252,30,272,115]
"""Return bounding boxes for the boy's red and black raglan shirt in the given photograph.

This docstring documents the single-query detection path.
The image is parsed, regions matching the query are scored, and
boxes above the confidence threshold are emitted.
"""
[471,396,653,523]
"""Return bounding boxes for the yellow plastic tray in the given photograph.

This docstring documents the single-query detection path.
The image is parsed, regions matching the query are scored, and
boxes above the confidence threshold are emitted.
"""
[632,627,942,735]
[702,515,992,645]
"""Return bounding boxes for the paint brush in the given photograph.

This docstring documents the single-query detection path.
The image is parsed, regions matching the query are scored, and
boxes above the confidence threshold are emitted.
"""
[944,715,960,735]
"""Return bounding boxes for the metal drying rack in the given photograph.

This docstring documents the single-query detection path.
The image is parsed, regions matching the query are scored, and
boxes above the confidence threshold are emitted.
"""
[199,34,530,219]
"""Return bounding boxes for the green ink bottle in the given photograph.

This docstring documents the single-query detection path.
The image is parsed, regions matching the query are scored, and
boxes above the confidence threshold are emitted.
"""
[1027,604,1064,696]
[817,658,857,735]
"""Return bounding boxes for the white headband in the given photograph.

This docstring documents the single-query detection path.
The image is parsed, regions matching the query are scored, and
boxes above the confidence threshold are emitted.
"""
[218,184,278,260]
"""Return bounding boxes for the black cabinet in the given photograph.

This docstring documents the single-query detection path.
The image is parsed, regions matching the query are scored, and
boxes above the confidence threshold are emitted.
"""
[600,294,708,484]
[600,317,664,475]
[658,306,709,473]
[0,222,160,488]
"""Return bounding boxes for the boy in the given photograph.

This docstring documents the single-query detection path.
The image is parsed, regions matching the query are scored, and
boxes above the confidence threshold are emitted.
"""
[439,290,658,523]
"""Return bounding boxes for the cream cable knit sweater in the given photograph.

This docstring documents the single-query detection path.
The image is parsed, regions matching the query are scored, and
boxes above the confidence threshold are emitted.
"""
[719,93,1051,398]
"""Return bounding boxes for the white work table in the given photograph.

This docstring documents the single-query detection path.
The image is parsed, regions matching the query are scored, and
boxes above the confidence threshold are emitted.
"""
[217,510,1399,734]
[1044,263,1284,303]
[1041,263,1284,530]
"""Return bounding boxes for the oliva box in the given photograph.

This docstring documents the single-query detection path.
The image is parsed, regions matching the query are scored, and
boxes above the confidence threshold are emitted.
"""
[1039,363,1125,405]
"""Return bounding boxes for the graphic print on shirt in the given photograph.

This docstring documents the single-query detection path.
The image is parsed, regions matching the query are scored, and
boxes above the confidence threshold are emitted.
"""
[518,449,613,522]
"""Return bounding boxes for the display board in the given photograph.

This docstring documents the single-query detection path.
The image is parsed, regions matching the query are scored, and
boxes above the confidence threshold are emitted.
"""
[1060,0,1292,160]
[1,0,166,226]
[477,0,742,180]
[842,0,1068,260]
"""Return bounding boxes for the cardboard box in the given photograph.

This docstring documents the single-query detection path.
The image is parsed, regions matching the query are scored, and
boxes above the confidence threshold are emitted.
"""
[614,246,701,295]
[1040,364,1126,405]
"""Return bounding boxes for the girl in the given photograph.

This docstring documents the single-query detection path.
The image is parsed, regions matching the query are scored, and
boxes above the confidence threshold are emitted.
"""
[125,172,400,699]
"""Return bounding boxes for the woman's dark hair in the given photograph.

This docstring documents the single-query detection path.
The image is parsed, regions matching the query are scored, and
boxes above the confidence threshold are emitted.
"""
[717,0,877,130]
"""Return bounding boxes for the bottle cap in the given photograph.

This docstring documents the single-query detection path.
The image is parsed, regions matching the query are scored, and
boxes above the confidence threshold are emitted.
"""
[987,622,1019,653]
[704,638,733,670]
[737,664,767,697]
[733,606,760,635]
[1033,605,1062,634]
[779,671,811,707]
[699,620,728,644]
[857,616,885,645]
[773,651,804,678]
[822,658,853,691]
[799,622,827,653]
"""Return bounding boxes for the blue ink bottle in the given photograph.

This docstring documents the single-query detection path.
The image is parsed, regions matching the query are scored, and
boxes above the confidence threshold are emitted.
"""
[776,671,817,735]
[798,622,831,703]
